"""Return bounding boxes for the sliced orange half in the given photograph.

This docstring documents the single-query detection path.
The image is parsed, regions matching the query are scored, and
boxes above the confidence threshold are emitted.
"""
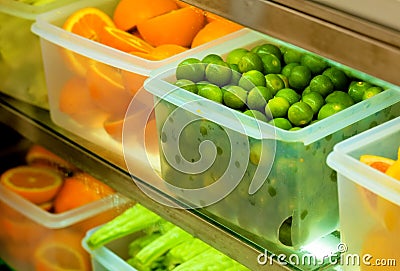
[150,44,188,60]
[0,166,63,204]
[360,154,395,173]
[100,26,155,53]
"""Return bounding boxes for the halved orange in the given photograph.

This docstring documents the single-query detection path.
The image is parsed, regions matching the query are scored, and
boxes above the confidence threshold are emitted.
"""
[150,44,188,60]
[360,154,395,173]
[58,77,109,127]
[0,166,63,205]
[33,230,91,271]
[191,20,243,48]
[53,172,115,213]
[100,26,154,53]
[86,61,133,118]
[137,6,206,47]
[113,0,179,31]
[26,144,78,177]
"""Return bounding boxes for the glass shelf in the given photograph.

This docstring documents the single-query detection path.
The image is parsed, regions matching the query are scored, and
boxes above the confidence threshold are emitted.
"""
[0,93,341,270]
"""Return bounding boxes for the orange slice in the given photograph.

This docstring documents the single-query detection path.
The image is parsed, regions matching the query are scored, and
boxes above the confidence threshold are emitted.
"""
[150,44,188,60]
[34,230,91,271]
[58,77,109,127]
[137,6,206,47]
[191,20,243,48]
[100,26,154,53]
[26,145,78,177]
[0,166,63,205]
[86,61,133,118]
[113,0,179,31]
[62,7,115,76]
[53,172,114,213]
[360,154,395,173]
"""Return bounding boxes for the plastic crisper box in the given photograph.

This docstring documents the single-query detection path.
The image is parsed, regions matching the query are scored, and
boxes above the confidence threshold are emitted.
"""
[30,0,246,158]
[0,0,79,109]
[82,226,138,271]
[327,117,400,271]
[144,29,400,251]
[0,184,132,271]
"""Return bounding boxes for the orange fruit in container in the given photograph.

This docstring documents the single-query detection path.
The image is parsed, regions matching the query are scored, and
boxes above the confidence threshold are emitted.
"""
[33,230,91,271]
[113,0,179,31]
[191,19,243,47]
[53,172,115,213]
[150,44,188,60]
[99,26,154,53]
[58,77,109,127]
[0,166,63,205]
[86,61,133,118]
[137,6,206,47]
[62,7,115,76]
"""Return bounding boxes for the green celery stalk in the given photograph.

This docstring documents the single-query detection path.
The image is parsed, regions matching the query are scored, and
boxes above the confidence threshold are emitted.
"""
[164,238,211,270]
[86,204,162,249]
[129,226,193,270]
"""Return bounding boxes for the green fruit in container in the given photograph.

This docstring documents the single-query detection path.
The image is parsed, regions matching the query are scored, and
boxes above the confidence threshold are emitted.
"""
[176,58,205,82]
[275,88,301,105]
[268,118,293,130]
[348,81,373,102]
[238,52,264,73]
[317,102,347,120]
[309,74,334,97]
[247,86,273,112]
[202,53,223,64]
[261,53,281,74]
[362,86,383,100]
[288,65,312,91]
[226,48,249,65]
[243,109,269,122]
[266,96,290,118]
[174,79,198,94]
[254,43,283,61]
[197,84,223,103]
[238,70,266,91]
[300,54,328,75]
[205,62,232,87]
[283,48,303,64]
[301,92,325,115]
[322,67,349,91]
[223,85,247,109]
[265,74,285,95]
[288,101,314,126]
[282,62,300,78]
[325,91,354,107]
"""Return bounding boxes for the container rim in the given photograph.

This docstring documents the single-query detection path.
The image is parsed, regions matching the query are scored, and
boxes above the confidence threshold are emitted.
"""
[327,117,400,206]
[0,184,129,228]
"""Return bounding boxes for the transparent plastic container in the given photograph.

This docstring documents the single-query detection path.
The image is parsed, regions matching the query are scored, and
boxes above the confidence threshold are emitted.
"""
[0,184,132,271]
[30,0,246,156]
[0,0,79,109]
[327,117,400,271]
[144,29,400,250]
[82,226,138,271]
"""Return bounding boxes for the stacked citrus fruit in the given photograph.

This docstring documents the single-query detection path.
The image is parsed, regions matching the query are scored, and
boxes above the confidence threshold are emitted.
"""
[173,43,386,130]
[58,0,242,142]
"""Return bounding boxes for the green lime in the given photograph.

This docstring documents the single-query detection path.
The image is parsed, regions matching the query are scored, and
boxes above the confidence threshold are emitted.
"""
[205,62,232,87]
[249,140,263,165]
[238,70,266,91]
[309,74,334,97]
[301,91,325,115]
[202,54,224,64]
[223,85,247,109]
[261,53,282,74]
[176,58,205,82]
[287,101,314,126]
[362,86,383,100]
[279,46,288,55]
[288,65,312,91]
[265,73,285,95]
[250,45,261,54]
[348,81,373,102]
[322,67,349,91]
[268,118,293,130]
[317,102,347,120]
[325,91,354,107]
[255,43,283,61]
[289,127,302,131]
[243,109,268,122]
[226,48,249,65]
[196,80,214,91]
[174,79,198,94]
[275,88,301,105]
[266,96,290,118]
[247,86,273,111]
[283,48,303,64]
[282,63,300,78]
[300,54,328,75]
[238,52,264,73]
[277,74,289,88]
[228,63,241,85]
[197,84,223,103]
[302,86,312,96]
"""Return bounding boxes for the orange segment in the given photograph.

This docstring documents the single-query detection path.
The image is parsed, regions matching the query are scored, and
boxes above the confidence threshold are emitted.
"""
[63,7,115,41]
[113,0,179,31]
[100,26,154,53]
[87,61,133,118]
[33,230,91,271]
[191,20,243,47]
[0,166,63,204]
[58,77,109,127]
[53,172,115,213]
[137,6,206,47]
[150,44,188,60]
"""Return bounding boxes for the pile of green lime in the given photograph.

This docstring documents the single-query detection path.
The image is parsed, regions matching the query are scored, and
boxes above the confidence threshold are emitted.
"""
[174,43,385,130]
